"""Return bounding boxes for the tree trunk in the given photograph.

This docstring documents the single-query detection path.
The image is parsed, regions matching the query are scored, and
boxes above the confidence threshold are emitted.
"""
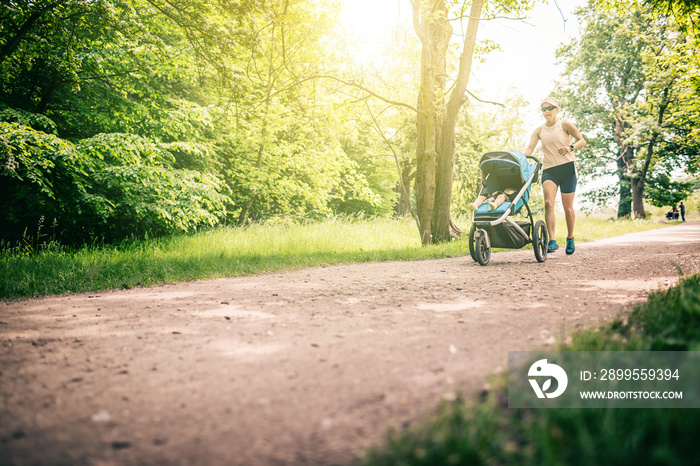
[395,163,413,217]
[616,149,633,217]
[413,0,440,245]
[630,88,670,219]
[631,177,645,218]
[412,0,484,245]
[613,117,634,218]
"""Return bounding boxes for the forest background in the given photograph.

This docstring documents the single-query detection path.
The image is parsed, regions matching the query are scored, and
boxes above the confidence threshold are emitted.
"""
[1,0,699,248]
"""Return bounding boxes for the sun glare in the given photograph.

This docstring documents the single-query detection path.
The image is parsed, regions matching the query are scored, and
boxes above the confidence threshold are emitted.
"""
[339,0,406,64]
[339,0,585,115]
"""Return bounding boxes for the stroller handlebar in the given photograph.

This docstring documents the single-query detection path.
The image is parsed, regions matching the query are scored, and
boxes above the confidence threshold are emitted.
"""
[525,155,542,167]
[525,155,542,184]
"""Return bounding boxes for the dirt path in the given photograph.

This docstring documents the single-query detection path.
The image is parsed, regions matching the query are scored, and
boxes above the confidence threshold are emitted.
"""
[2,221,700,465]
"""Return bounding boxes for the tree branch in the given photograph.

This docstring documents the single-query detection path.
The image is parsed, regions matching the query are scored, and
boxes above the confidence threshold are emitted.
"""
[410,0,429,44]
[448,15,527,22]
[466,90,505,107]
[268,74,421,114]
[553,0,568,32]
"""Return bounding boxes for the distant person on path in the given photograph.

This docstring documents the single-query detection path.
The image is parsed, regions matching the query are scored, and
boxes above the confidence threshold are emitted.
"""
[680,202,686,221]
[523,97,587,255]
[673,205,679,220]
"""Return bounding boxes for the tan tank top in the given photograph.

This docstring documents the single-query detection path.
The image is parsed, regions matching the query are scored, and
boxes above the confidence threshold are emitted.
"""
[539,120,574,169]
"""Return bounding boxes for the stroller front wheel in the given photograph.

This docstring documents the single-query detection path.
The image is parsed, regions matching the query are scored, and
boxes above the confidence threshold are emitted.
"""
[475,229,491,266]
[468,225,478,262]
[533,220,548,263]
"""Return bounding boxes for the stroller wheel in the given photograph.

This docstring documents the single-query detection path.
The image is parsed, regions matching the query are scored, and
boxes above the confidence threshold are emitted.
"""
[468,225,478,262]
[533,220,548,263]
[475,229,491,266]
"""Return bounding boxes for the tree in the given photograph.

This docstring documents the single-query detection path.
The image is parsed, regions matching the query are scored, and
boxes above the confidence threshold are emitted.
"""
[0,0,230,141]
[556,4,646,217]
[626,15,698,217]
[411,0,479,243]
[410,0,534,244]
[644,172,693,207]
[211,0,381,225]
[557,1,699,218]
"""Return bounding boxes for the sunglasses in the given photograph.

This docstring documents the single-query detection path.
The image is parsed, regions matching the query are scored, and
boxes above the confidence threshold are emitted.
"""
[541,105,557,112]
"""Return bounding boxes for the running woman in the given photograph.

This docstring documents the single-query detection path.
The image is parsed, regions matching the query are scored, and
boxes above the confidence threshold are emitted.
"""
[523,97,586,254]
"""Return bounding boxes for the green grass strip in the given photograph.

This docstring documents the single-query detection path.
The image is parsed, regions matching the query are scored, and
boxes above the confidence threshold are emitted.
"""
[1,215,671,300]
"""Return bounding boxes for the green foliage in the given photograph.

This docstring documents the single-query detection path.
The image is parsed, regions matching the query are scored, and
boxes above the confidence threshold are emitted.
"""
[90,164,228,239]
[222,129,378,222]
[0,122,94,242]
[211,0,387,224]
[76,133,174,167]
[74,132,230,241]
[557,1,700,215]
[1,123,229,244]
[335,114,407,217]
[0,0,230,140]
[0,106,58,134]
[644,172,693,207]
[161,141,218,172]
[0,0,410,241]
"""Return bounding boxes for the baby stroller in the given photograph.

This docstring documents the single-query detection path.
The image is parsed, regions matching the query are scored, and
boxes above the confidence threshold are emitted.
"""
[468,151,548,266]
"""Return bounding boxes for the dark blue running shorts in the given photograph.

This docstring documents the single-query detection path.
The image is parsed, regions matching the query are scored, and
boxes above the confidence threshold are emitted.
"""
[542,161,577,193]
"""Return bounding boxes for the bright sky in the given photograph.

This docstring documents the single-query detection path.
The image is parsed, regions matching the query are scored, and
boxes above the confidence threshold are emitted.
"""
[340,0,587,128]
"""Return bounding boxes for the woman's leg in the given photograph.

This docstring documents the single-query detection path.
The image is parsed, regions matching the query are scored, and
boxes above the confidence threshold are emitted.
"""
[561,191,575,238]
[543,180,559,240]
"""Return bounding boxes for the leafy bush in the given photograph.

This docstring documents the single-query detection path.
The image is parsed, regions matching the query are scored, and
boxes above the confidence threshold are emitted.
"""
[90,164,229,239]
[1,123,230,245]
[76,132,175,167]
[222,133,380,224]
[0,122,95,243]
[0,107,58,135]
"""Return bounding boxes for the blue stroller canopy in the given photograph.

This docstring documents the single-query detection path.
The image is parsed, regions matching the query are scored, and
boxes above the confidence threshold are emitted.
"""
[479,151,535,184]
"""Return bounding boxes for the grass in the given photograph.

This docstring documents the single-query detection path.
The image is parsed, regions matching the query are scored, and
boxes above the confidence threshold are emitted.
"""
[553,213,670,243]
[0,213,677,300]
[361,273,700,466]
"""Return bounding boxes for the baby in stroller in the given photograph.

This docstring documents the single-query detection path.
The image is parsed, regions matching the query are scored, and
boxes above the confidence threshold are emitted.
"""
[468,188,517,212]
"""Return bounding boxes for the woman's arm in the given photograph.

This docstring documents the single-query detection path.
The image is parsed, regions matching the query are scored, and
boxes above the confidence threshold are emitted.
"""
[523,127,540,156]
[562,120,587,151]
